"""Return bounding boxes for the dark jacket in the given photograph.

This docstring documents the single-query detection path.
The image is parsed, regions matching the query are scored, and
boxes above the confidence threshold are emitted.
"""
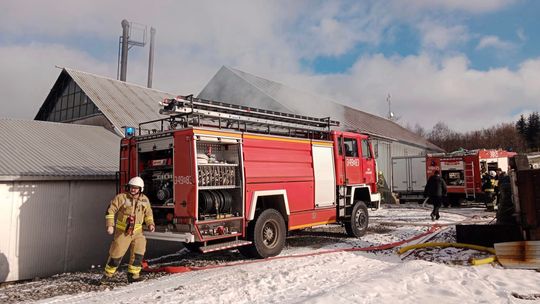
[424,175,447,197]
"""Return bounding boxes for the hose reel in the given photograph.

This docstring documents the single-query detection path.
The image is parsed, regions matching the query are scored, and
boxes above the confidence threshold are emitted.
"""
[199,190,233,215]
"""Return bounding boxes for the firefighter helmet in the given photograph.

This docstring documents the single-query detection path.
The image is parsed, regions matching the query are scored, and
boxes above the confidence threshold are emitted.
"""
[128,177,145,192]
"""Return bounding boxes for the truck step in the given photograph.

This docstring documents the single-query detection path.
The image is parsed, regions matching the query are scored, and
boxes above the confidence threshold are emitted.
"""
[200,240,252,253]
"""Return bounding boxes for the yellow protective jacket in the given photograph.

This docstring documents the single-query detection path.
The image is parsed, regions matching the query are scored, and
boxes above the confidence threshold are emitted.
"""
[105,193,154,235]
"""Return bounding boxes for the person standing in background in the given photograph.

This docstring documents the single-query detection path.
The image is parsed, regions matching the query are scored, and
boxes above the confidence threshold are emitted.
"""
[424,170,448,221]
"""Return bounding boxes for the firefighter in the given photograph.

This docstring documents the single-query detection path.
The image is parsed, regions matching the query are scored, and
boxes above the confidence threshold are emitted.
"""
[102,176,155,283]
[481,171,496,211]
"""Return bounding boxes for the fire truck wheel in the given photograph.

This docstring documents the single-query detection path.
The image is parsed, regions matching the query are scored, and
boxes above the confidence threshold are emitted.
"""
[345,201,369,237]
[239,209,286,259]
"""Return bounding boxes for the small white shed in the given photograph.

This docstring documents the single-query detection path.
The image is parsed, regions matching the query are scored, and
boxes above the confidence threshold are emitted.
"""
[0,119,120,282]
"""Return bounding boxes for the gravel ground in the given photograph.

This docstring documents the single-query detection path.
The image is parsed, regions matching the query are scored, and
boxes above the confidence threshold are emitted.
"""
[0,205,492,303]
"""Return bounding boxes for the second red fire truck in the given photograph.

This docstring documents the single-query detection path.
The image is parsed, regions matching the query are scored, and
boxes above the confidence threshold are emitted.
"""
[119,95,380,258]
[426,149,516,205]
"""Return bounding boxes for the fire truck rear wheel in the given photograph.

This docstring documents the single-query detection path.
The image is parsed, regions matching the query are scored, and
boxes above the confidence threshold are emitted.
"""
[239,209,286,259]
[345,201,369,237]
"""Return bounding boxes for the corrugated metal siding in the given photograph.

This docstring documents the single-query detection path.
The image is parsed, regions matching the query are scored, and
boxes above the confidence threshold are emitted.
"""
[375,140,392,182]
[0,180,114,282]
[16,182,70,279]
[0,119,119,178]
[64,180,114,273]
[66,68,174,134]
[390,141,425,158]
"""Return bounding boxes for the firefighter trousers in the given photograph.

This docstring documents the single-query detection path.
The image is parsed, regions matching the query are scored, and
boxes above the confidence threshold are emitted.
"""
[104,231,147,278]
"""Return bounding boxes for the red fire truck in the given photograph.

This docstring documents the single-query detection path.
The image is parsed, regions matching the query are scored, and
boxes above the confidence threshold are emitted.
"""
[426,149,516,205]
[119,95,380,258]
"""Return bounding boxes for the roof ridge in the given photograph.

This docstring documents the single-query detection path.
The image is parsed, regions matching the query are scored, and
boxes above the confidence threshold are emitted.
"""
[1,117,111,130]
[63,67,175,96]
[227,67,390,120]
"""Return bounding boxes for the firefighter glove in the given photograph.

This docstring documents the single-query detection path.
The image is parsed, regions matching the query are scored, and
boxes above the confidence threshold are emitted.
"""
[107,226,114,235]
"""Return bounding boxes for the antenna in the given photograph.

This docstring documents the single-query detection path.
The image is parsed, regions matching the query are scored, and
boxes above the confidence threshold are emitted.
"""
[386,94,394,120]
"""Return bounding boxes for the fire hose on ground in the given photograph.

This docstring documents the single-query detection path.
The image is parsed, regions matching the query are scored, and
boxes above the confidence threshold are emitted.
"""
[142,225,442,274]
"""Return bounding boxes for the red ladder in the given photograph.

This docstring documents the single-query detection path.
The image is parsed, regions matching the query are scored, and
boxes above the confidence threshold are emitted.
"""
[464,162,475,200]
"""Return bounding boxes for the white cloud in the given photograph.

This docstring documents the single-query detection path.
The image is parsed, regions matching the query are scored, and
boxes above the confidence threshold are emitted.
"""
[0,44,113,118]
[292,53,539,132]
[476,35,516,50]
[417,21,469,50]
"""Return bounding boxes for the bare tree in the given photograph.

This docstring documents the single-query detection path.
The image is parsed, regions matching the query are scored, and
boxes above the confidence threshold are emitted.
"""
[424,121,526,152]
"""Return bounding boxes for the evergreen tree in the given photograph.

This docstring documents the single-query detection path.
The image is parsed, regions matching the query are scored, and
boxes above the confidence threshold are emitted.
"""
[526,111,540,150]
[516,114,526,136]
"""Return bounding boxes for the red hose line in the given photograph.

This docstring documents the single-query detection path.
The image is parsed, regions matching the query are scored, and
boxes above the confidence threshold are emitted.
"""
[143,224,441,274]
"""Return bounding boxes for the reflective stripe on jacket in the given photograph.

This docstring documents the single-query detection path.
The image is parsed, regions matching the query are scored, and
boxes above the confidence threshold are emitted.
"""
[105,192,154,234]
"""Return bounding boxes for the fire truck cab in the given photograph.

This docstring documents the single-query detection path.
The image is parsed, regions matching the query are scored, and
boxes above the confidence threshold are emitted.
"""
[119,96,380,258]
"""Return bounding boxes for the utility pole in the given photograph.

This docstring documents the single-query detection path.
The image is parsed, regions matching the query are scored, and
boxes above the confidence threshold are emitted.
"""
[117,19,149,82]
[147,27,156,88]
[119,19,130,82]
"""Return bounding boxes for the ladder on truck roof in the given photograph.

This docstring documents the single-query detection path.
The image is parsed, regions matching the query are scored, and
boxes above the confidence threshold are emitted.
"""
[140,95,340,140]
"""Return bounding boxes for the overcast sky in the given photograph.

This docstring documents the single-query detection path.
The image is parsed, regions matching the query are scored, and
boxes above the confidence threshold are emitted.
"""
[0,0,538,132]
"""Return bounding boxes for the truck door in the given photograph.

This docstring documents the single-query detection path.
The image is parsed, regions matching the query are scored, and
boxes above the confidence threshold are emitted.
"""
[360,138,376,185]
[410,157,427,192]
[343,136,362,184]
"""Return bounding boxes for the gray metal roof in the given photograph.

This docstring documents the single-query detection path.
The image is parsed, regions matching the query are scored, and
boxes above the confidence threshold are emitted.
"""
[199,66,442,151]
[0,119,120,180]
[64,68,174,135]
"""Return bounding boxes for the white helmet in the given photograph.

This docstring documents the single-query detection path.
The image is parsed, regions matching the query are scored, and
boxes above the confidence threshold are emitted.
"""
[128,176,144,192]
[489,171,496,177]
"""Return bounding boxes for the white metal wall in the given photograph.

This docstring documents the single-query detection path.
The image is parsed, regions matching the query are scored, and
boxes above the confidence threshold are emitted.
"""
[374,140,391,182]
[0,180,115,282]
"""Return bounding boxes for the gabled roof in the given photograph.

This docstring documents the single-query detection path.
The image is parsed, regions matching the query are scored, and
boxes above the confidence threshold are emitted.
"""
[35,68,174,135]
[0,119,120,180]
[199,66,442,151]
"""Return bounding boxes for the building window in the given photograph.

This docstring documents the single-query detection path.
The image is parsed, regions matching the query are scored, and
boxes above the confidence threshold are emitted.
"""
[43,79,100,122]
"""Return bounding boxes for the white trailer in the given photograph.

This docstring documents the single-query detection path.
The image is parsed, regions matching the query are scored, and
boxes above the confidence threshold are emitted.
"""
[392,156,427,202]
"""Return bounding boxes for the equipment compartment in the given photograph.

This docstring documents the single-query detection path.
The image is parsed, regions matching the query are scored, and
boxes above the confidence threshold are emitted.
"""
[196,140,243,221]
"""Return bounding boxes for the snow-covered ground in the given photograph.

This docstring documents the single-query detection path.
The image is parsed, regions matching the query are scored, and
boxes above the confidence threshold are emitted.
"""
[3,204,540,303]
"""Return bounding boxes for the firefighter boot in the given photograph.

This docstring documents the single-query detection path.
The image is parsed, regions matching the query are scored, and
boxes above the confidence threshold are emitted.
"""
[127,273,144,283]
[127,253,144,283]
[102,257,121,281]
